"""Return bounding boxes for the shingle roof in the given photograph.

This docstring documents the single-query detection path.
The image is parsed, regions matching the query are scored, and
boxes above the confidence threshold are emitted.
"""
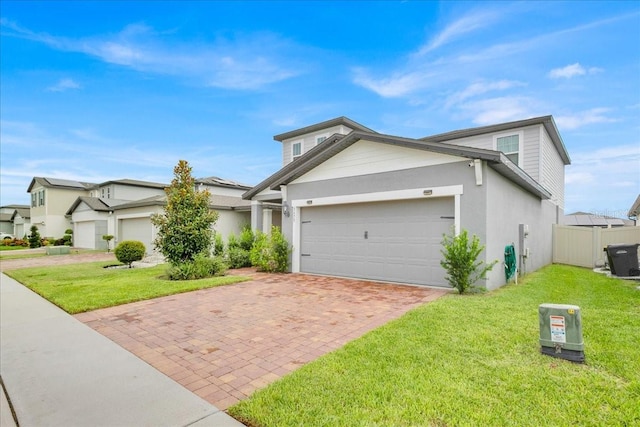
[244,131,551,201]
[196,176,252,190]
[273,116,376,142]
[27,177,97,192]
[421,115,570,165]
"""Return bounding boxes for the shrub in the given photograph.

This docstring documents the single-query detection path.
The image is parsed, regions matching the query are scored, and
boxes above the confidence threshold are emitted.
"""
[214,233,224,256]
[440,228,497,294]
[227,246,252,269]
[114,240,146,268]
[239,226,255,251]
[227,233,239,250]
[28,225,41,248]
[167,254,228,280]
[250,226,291,273]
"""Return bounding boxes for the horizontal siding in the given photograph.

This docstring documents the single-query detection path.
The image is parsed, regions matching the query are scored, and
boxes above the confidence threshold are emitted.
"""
[442,134,493,150]
[522,126,540,181]
[282,125,354,166]
[541,129,565,208]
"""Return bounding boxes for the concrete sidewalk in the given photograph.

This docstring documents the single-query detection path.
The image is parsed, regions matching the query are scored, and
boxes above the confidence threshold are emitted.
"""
[0,273,244,427]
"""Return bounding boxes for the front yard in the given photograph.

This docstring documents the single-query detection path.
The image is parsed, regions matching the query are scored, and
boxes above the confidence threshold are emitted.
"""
[229,265,639,426]
[5,262,250,314]
[4,261,638,425]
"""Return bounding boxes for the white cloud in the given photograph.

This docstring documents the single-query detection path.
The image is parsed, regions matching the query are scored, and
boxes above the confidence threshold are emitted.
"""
[352,67,435,98]
[565,171,595,185]
[548,63,586,79]
[445,80,526,108]
[555,108,617,129]
[47,78,81,92]
[458,96,539,125]
[1,20,302,90]
[548,63,603,79]
[416,9,502,55]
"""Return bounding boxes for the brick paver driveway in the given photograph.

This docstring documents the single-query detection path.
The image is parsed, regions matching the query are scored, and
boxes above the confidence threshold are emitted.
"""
[76,270,448,409]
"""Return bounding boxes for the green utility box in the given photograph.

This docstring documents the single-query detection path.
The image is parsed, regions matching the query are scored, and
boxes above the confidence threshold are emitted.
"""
[539,304,584,363]
[45,245,70,255]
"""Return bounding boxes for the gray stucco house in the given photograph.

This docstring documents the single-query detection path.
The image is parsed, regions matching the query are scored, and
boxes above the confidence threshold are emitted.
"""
[244,116,570,290]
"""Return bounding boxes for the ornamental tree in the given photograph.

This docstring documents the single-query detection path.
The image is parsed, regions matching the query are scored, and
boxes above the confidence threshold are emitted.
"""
[151,160,218,265]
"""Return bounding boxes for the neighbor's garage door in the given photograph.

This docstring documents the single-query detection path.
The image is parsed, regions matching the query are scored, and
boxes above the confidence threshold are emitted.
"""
[74,221,95,249]
[119,217,153,254]
[300,197,454,286]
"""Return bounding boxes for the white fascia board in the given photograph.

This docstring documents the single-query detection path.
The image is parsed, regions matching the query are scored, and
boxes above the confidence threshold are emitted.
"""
[291,185,463,208]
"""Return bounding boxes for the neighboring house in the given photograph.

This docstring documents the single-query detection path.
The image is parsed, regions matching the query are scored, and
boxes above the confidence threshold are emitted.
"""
[66,176,251,253]
[11,206,31,238]
[0,204,29,236]
[564,212,635,228]
[27,178,96,238]
[244,115,570,290]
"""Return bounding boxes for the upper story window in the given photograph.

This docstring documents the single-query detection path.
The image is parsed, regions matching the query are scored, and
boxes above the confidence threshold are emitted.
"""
[495,134,521,166]
[315,135,328,145]
[101,187,110,198]
[31,188,44,208]
[292,141,302,160]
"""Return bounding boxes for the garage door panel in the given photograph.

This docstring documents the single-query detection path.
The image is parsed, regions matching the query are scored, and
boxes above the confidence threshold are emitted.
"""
[300,197,454,286]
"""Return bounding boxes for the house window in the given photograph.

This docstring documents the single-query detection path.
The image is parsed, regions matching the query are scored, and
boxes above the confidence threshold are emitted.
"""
[292,142,302,160]
[31,193,37,207]
[316,135,327,145]
[496,134,520,165]
[38,189,45,206]
[100,187,110,198]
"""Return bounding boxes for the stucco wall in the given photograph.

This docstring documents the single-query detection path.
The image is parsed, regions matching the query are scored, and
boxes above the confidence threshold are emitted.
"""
[484,167,557,290]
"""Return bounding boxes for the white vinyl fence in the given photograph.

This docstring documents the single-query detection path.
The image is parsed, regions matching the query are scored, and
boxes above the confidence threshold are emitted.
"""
[553,225,640,268]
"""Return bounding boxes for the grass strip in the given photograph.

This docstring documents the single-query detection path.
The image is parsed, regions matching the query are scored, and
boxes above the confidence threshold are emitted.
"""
[229,265,640,427]
[5,262,250,314]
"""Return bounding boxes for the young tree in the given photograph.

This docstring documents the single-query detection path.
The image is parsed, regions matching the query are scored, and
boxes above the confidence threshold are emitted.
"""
[151,160,218,265]
[28,225,42,248]
[440,228,497,294]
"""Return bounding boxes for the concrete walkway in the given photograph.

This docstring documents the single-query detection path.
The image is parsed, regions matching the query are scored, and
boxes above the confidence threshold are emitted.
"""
[0,273,244,427]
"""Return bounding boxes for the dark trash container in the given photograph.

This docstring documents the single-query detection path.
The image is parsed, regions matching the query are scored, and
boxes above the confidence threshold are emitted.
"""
[605,244,640,277]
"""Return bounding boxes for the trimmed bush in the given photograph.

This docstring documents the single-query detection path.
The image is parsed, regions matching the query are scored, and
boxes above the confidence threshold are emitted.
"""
[28,225,41,248]
[239,227,255,251]
[214,233,224,256]
[227,246,252,269]
[167,254,228,280]
[115,240,146,268]
[250,226,291,273]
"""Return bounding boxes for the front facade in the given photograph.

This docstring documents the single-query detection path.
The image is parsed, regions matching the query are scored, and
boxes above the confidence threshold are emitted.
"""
[245,116,570,290]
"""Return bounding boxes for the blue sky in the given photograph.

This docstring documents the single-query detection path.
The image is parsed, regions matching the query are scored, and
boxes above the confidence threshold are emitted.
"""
[1,1,639,217]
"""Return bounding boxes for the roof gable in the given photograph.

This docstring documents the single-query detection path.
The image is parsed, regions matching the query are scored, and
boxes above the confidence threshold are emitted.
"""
[421,115,570,165]
[273,116,376,142]
[27,177,96,192]
[245,130,551,200]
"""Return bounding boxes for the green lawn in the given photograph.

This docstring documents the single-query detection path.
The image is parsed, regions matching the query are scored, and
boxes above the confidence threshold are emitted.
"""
[229,265,640,427]
[6,262,250,314]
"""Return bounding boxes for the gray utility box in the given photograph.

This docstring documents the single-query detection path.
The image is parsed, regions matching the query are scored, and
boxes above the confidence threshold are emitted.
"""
[539,304,584,363]
[605,243,640,277]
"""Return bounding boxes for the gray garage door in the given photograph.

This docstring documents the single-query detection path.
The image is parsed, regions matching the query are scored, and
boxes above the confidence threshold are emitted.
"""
[300,197,454,286]
[119,217,153,254]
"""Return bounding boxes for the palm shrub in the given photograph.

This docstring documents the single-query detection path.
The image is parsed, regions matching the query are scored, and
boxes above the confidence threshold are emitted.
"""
[250,226,291,273]
[440,228,497,294]
[115,240,146,268]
